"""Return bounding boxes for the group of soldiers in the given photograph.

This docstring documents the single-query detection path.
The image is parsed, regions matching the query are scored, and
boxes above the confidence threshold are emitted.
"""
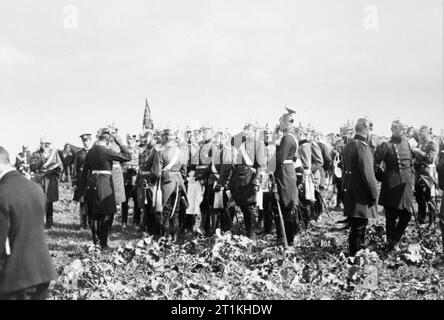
[13,110,444,256]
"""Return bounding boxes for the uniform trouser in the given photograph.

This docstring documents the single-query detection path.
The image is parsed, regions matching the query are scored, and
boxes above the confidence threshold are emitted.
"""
[0,282,50,300]
[45,202,53,226]
[415,182,432,222]
[385,207,411,244]
[180,180,195,232]
[238,203,256,237]
[199,183,213,235]
[220,207,235,232]
[79,203,88,228]
[335,177,343,206]
[348,217,368,256]
[154,191,181,238]
[122,185,140,225]
[139,187,154,233]
[90,214,113,248]
[263,192,274,234]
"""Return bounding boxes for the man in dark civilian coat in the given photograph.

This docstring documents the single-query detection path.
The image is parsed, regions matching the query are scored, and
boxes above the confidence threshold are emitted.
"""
[342,119,378,256]
[374,120,414,251]
[0,146,57,300]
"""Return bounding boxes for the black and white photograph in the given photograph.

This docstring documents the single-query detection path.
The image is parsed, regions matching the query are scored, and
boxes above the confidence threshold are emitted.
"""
[0,0,443,306]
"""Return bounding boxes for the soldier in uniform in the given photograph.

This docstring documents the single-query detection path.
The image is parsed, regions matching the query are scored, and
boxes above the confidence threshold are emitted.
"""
[273,110,299,246]
[72,133,93,229]
[296,127,315,226]
[374,120,414,251]
[342,118,378,256]
[212,128,237,233]
[104,126,127,232]
[308,129,324,221]
[412,125,439,224]
[332,123,354,220]
[136,129,159,234]
[219,121,267,238]
[14,145,32,178]
[180,126,200,233]
[82,128,131,250]
[314,133,332,190]
[260,127,276,234]
[152,128,188,240]
[194,124,219,236]
[30,135,63,229]
[121,134,140,231]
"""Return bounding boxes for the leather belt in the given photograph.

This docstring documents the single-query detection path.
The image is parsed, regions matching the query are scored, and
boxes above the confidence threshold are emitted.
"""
[92,170,112,175]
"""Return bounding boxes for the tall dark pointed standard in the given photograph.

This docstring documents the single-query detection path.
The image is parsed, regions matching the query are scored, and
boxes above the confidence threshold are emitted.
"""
[142,97,154,130]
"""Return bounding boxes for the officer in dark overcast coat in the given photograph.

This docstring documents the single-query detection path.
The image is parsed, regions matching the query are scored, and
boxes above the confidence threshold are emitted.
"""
[342,118,378,256]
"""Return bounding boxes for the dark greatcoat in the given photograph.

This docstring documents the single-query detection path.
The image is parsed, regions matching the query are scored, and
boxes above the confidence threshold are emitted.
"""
[275,133,298,207]
[342,135,378,219]
[0,171,57,295]
[83,144,131,216]
[374,136,414,210]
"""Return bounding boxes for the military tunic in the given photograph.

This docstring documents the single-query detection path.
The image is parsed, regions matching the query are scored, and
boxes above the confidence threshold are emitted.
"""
[72,148,89,202]
[225,133,267,205]
[374,136,414,210]
[275,133,298,207]
[14,151,31,176]
[152,143,188,207]
[83,144,131,216]
[107,140,127,204]
[414,138,439,189]
[30,148,63,203]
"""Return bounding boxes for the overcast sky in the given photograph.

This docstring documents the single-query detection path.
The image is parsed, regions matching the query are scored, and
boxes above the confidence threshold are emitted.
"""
[0,0,442,156]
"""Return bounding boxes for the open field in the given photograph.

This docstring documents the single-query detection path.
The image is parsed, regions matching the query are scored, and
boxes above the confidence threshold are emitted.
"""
[46,183,444,300]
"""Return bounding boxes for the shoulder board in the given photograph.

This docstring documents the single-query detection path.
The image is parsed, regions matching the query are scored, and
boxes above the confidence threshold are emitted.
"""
[359,140,368,146]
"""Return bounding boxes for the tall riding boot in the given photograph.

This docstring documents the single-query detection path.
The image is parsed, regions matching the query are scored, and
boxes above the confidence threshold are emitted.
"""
[91,219,98,245]
[243,204,255,238]
[121,201,129,230]
[45,202,53,228]
[100,218,110,249]
[79,204,87,229]
[284,209,295,246]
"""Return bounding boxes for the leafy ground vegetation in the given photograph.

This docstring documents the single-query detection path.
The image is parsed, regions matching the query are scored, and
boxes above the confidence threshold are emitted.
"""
[47,184,444,300]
